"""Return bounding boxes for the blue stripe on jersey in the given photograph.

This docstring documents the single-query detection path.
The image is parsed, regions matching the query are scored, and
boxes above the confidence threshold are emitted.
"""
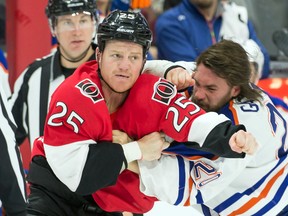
[219,103,236,125]
[201,204,213,216]
[164,142,215,159]
[265,102,288,158]
[270,95,288,111]
[174,156,186,205]
[196,188,204,204]
[252,174,288,215]
[214,155,288,213]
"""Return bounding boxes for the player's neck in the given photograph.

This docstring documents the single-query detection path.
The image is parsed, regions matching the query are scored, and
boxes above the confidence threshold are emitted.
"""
[60,46,94,68]
[102,88,128,113]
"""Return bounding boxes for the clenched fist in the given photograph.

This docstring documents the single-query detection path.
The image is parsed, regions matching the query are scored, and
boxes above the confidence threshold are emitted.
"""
[229,130,259,155]
[166,67,194,91]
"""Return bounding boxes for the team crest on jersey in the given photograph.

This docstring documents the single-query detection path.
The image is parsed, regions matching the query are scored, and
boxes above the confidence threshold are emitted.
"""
[76,79,104,103]
[152,78,176,105]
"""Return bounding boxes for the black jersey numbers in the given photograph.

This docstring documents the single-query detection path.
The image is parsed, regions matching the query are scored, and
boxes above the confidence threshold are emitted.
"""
[166,96,201,132]
[47,101,84,133]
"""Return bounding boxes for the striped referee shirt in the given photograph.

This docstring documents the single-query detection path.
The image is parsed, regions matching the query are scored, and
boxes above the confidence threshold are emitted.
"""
[9,45,96,149]
[0,85,27,215]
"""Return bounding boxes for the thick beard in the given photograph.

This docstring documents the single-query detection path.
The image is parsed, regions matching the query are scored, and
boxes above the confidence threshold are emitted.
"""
[191,92,231,113]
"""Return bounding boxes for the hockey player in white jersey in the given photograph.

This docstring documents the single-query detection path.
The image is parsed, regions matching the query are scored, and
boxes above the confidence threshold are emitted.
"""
[134,40,288,216]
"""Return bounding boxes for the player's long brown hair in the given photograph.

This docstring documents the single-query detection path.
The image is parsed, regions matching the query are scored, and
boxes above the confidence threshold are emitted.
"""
[196,40,262,102]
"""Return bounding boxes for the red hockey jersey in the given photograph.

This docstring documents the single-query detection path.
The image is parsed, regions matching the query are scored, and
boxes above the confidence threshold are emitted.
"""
[31,60,243,214]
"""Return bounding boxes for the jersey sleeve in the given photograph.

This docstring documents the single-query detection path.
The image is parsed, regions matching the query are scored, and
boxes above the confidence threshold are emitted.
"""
[138,151,254,206]
[143,60,175,77]
[114,74,245,157]
[42,62,126,193]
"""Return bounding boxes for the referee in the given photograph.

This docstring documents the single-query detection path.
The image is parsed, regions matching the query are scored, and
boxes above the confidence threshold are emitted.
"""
[0,84,27,215]
[8,0,98,149]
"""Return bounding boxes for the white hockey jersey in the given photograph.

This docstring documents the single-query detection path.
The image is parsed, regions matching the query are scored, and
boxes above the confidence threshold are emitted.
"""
[138,89,288,216]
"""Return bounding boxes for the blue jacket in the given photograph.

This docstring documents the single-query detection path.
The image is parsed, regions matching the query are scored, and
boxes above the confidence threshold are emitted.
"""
[156,0,270,79]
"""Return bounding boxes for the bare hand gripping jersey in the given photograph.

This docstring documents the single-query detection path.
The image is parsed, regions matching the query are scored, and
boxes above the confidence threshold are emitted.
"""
[29,60,246,214]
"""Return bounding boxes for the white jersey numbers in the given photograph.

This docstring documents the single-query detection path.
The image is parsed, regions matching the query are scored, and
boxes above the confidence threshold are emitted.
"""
[47,101,84,133]
[166,96,201,132]
[119,12,136,20]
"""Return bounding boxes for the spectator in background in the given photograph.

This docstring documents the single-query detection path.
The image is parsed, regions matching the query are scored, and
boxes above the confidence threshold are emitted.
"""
[155,0,270,79]
[163,0,181,11]
[96,0,112,22]
[0,83,27,216]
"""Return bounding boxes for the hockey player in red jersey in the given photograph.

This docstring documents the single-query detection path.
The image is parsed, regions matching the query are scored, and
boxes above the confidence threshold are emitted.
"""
[27,10,258,216]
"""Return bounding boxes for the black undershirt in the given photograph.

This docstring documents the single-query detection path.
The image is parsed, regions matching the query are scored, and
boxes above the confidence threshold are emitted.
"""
[61,66,76,78]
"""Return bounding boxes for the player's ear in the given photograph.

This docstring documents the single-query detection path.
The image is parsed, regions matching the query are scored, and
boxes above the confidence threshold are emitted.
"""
[96,47,101,62]
[139,58,146,74]
[232,86,241,97]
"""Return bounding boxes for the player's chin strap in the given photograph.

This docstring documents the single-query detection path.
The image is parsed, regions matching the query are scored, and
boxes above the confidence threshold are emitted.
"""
[60,45,91,63]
